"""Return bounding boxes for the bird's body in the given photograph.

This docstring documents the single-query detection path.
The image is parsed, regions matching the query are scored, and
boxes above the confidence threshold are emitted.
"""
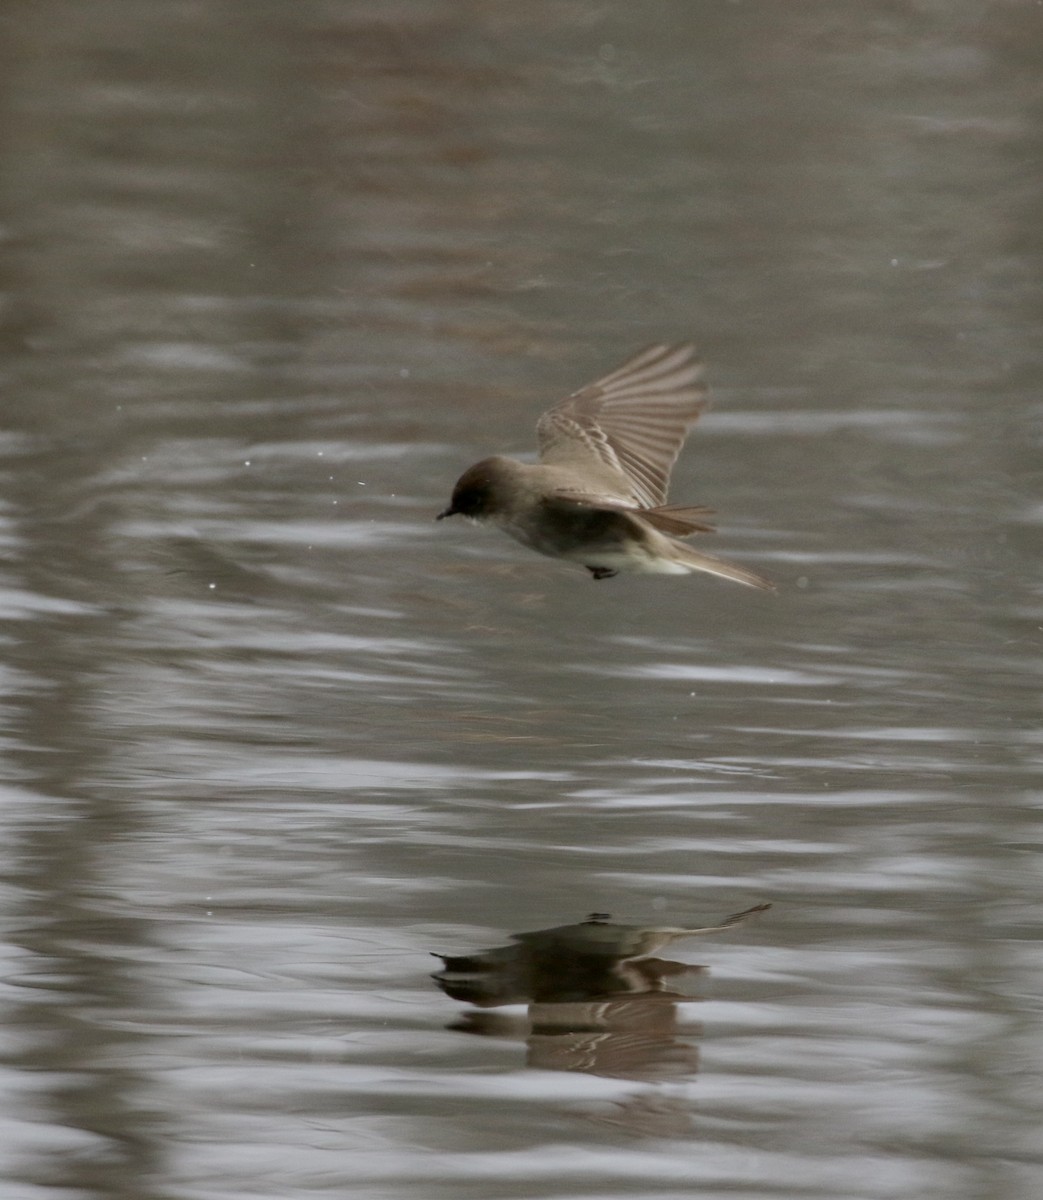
[454,457,715,577]
[438,343,773,590]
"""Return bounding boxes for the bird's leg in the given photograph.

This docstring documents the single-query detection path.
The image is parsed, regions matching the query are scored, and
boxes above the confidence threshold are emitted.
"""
[588,566,617,580]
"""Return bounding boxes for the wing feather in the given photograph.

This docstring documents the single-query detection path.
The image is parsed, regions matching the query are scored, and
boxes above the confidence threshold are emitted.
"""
[536,343,708,507]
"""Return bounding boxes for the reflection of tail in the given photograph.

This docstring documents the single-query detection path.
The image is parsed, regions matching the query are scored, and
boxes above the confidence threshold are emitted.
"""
[711,902,773,931]
[665,540,775,591]
[662,903,773,942]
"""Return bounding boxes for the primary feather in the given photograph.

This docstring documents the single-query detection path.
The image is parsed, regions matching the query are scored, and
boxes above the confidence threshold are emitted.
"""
[536,342,708,508]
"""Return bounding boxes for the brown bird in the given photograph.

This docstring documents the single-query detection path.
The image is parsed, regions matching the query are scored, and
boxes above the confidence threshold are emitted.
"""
[438,343,774,589]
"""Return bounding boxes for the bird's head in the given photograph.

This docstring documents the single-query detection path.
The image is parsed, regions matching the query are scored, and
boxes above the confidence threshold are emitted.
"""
[437,458,512,521]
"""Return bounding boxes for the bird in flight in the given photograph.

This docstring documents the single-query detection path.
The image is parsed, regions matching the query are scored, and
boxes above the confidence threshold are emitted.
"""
[438,343,773,590]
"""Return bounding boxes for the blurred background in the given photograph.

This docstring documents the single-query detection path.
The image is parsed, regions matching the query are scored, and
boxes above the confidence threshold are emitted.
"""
[0,2,1040,1198]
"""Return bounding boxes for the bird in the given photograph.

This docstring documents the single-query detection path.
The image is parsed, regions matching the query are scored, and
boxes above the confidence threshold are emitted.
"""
[437,342,774,590]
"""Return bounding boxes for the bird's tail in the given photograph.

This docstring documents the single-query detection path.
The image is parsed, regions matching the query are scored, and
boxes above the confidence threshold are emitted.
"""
[666,539,775,591]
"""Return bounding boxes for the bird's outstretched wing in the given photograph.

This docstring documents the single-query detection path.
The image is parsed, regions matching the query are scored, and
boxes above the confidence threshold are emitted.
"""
[536,343,707,508]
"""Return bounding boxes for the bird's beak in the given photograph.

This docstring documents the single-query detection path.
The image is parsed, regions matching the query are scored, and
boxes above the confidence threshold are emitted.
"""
[436,507,454,521]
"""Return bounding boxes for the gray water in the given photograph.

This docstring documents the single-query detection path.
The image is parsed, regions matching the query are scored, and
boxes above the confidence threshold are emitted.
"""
[1,3,1041,1198]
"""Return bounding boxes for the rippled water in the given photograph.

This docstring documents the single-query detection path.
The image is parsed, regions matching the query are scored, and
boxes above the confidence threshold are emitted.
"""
[1,3,1041,1198]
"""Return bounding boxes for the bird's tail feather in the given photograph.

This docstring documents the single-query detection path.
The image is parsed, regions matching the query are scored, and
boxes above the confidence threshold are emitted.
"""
[668,540,775,591]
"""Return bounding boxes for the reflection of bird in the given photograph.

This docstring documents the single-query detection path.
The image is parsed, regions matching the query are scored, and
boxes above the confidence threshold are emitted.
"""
[432,903,771,1006]
[435,904,770,1082]
[438,344,774,589]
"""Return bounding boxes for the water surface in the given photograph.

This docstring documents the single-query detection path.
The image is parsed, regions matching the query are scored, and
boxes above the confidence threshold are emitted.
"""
[1,3,1040,1198]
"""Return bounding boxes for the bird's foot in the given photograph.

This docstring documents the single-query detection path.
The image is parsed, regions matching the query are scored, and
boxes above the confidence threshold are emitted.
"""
[588,566,617,580]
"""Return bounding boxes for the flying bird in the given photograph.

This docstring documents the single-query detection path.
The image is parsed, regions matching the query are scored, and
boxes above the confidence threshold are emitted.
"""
[438,343,773,590]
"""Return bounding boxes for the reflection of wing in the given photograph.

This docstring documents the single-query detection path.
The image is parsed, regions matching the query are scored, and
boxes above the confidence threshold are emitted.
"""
[537,343,707,507]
